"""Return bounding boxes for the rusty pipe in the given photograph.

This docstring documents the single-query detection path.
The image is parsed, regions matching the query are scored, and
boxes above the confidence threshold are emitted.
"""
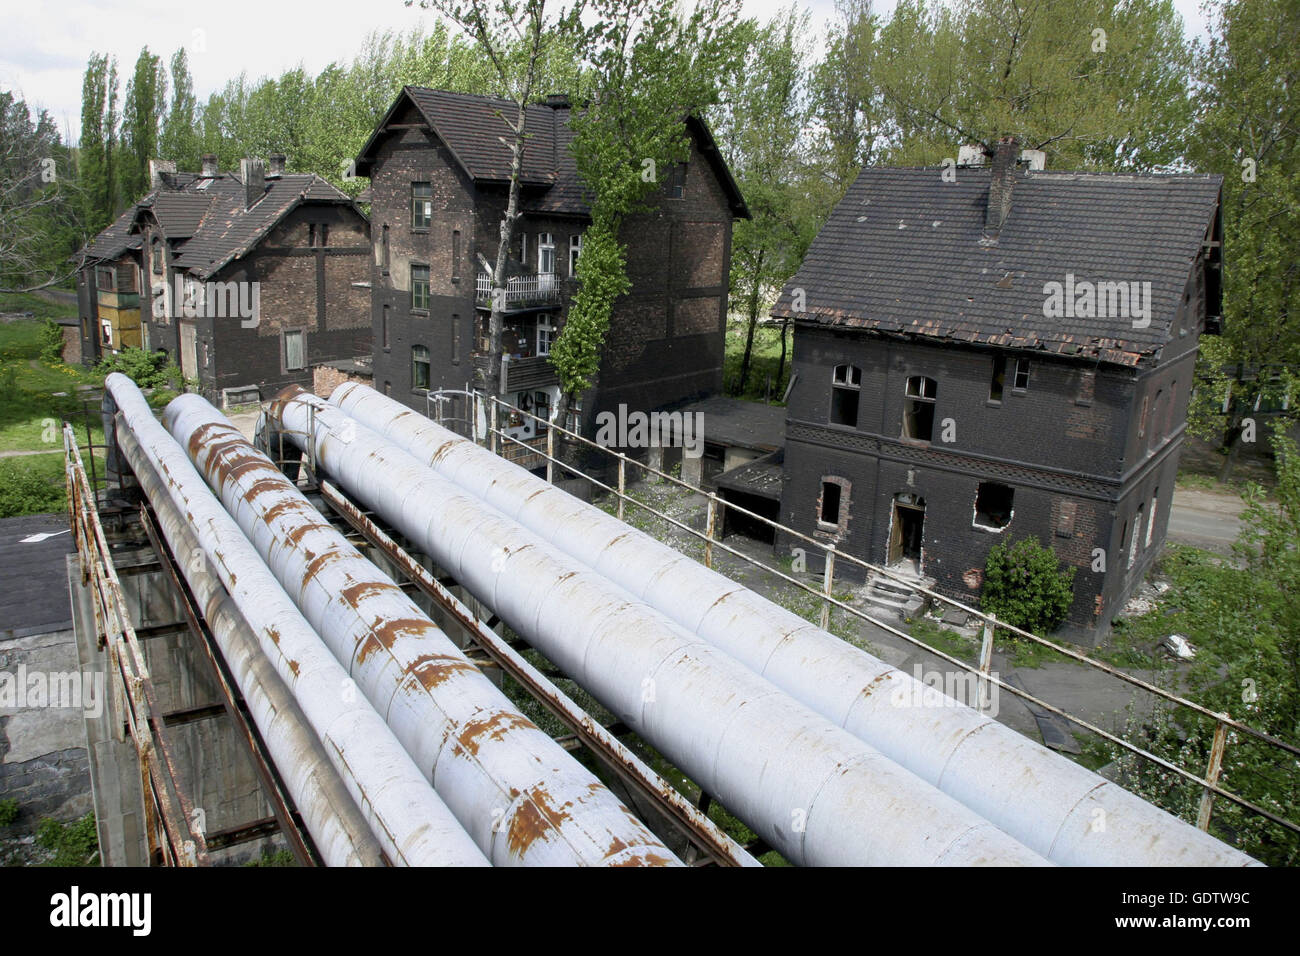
[104,374,488,867]
[164,393,680,868]
[272,387,1051,867]
[329,381,1257,867]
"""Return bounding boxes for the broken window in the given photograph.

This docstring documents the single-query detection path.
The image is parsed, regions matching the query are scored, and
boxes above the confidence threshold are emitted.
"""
[1129,503,1145,568]
[973,482,1014,530]
[284,330,305,371]
[412,182,432,229]
[412,345,430,390]
[989,355,1006,402]
[902,375,937,441]
[819,479,846,528]
[830,364,861,427]
[1013,359,1030,390]
[411,264,430,312]
[1145,488,1159,548]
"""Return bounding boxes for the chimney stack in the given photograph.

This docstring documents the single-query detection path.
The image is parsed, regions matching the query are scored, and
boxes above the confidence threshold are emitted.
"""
[267,153,286,178]
[200,153,219,178]
[148,159,176,190]
[241,158,266,210]
[985,135,1019,238]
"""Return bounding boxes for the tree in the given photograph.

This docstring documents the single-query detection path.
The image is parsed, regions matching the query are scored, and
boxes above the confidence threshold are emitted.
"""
[551,0,748,431]
[980,536,1076,634]
[122,47,168,199]
[78,52,119,235]
[1186,0,1300,480]
[161,48,200,170]
[415,0,576,400]
[0,91,81,292]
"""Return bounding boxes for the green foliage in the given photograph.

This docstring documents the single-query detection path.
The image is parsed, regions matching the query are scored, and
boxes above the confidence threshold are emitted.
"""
[80,52,120,236]
[96,347,182,391]
[121,47,167,200]
[244,847,296,867]
[550,221,628,394]
[36,813,99,867]
[909,615,978,665]
[0,457,66,518]
[980,536,1076,634]
[0,798,18,827]
[37,320,64,363]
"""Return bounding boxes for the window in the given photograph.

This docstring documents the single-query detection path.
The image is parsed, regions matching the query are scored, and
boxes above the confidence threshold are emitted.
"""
[285,330,305,371]
[1145,489,1159,548]
[412,183,432,229]
[307,223,329,247]
[381,225,390,275]
[1138,395,1149,438]
[537,317,554,356]
[151,241,163,275]
[538,233,555,276]
[1076,369,1096,407]
[973,482,1014,530]
[95,266,115,291]
[412,345,430,390]
[452,230,461,280]
[830,364,860,427]
[569,234,583,276]
[534,391,551,433]
[1166,381,1178,434]
[1013,359,1030,390]
[1150,389,1163,445]
[308,223,316,247]
[411,264,430,312]
[989,355,1006,402]
[1128,503,1145,568]
[819,479,843,528]
[667,162,686,199]
[902,375,937,441]
[381,305,390,350]
[383,381,391,396]
[451,314,460,365]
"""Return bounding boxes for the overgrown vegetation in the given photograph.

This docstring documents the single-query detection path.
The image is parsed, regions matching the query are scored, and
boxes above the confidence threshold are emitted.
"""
[0,456,67,517]
[36,813,99,867]
[0,798,18,828]
[244,847,296,867]
[980,537,1076,635]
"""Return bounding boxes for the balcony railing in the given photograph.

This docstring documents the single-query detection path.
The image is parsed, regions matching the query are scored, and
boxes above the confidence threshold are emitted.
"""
[475,272,564,310]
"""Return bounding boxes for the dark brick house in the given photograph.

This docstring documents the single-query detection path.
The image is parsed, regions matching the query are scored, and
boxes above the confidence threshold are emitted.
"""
[351,87,747,458]
[770,138,1224,640]
[76,156,371,404]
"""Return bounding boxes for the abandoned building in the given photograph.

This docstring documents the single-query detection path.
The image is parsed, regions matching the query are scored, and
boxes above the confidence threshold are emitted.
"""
[350,87,748,464]
[768,137,1224,639]
[75,155,371,405]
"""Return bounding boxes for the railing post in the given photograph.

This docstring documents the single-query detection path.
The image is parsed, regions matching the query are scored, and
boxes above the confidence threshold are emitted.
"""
[617,456,626,522]
[546,419,555,485]
[489,395,498,456]
[820,550,836,630]
[978,616,996,710]
[704,495,717,569]
[1196,718,1231,831]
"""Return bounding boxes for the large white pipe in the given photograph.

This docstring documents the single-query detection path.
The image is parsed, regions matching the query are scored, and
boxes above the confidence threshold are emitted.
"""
[272,387,1050,867]
[165,394,679,868]
[105,374,488,867]
[330,381,1258,867]
[117,423,387,867]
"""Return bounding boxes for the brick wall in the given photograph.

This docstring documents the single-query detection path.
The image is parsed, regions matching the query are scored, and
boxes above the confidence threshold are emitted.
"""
[312,364,374,398]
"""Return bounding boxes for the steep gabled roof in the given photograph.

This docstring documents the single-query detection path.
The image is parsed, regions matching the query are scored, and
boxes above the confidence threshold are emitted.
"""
[772,166,1223,367]
[137,191,214,238]
[353,86,749,218]
[78,204,142,263]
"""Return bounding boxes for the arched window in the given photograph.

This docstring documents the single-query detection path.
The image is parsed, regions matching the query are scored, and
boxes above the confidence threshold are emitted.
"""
[903,376,937,441]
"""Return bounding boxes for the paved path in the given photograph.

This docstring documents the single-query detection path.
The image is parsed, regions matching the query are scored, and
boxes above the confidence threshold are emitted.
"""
[1167,487,1247,554]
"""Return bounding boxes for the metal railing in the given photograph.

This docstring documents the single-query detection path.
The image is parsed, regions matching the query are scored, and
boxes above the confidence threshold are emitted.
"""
[435,390,1300,844]
[474,271,563,309]
[64,424,209,866]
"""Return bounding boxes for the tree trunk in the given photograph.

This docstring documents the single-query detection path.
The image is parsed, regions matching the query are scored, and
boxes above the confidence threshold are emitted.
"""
[776,316,790,393]
[736,249,765,395]
[487,102,530,401]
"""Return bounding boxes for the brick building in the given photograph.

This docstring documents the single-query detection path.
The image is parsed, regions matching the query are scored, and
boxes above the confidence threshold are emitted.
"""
[769,138,1224,640]
[351,87,747,457]
[76,156,371,405]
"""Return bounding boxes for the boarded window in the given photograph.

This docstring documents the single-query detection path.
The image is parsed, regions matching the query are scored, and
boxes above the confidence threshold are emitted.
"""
[285,330,305,371]
[412,345,430,390]
[830,364,860,427]
[451,314,460,365]
[989,355,1006,402]
[412,183,432,229]
[1055,500,1077,537]
[381,305,390,349]
[382,225,390,274]
[903,375,937,441]
[452,229,461,280]
[1129,503,1145,568]
[973,482,1013,530]
[411,264,430,311]
[1076,369,1096,406]
[1145,488,1159,547]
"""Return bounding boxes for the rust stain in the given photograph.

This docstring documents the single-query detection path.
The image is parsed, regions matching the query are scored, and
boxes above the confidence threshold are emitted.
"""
[859,672,891,698]
[340,580,399,608]
[608,851,674,867]
[266,626,281,646]
[369,616,438,651]
[506,786,574,858]
[407,653,478,690]
[355,633,385,666]
[456,711,536,757]
[287,659,300,677]
[301,549,343,587]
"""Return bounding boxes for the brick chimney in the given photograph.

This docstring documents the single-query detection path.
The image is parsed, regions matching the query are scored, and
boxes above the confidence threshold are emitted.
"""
[148,159,176,189]
[984,135,1019,238]
[241,158,266,210]
[200,153,219,178]
[267,153,286,178]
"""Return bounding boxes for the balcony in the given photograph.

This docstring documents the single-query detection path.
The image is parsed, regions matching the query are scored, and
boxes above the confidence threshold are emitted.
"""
[475,272,565,311]
[473,353,559,393]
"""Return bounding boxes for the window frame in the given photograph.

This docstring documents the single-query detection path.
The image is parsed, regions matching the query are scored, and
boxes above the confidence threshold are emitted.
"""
[829,364,861,427]
[902,375,938,442]
[972,481,1015,532]
[817,476,851,533]
[569,234,582,276]
[410,263,430,313]
[284,329,306,372]
[538,233,556,276]
[1013,358,1030,391]
[536,316,555,357]
[989,355,1006,403]
[411,182,433,231]
[411,344,431,391]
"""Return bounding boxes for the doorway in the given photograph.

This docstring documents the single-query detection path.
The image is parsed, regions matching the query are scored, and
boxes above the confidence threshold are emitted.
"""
[888,494,926,570]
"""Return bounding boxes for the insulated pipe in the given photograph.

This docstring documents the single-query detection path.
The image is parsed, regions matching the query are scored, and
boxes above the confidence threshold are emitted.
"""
[165,394,679,868]
[119,425,387,867]
[104,374,487,867]
[272,388,1051,867]
[330,382,1259,867]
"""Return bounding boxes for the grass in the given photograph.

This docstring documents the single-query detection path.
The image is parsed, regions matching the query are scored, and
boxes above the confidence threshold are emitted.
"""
[909,616,979,666]
[0,291,77,322]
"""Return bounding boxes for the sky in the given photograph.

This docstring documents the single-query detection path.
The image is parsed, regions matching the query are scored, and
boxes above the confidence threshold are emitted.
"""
[2,0,1210,146]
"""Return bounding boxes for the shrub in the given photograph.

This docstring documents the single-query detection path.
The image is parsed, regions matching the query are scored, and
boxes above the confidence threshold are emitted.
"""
[36,813,99,866]
[0,798,19,827]
[96,348,183,391]
[38,319,65,363]
[980,536,1076,634]
[0,457,66,518]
